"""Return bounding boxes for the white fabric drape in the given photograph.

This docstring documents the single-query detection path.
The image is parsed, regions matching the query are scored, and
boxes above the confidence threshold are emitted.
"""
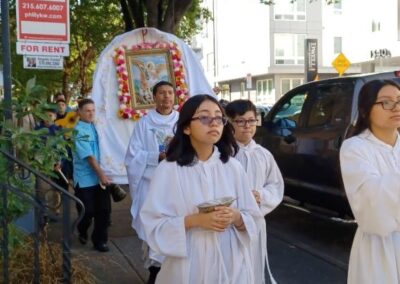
[340,129,400,284]
[140,148,264,284]
[235,140,284,284]
[91,28,214,184]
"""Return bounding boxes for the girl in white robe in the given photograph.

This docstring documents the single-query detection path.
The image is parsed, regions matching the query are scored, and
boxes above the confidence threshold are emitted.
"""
[340,79,400,284]
[140,95,263,284]
[226,100,284,284]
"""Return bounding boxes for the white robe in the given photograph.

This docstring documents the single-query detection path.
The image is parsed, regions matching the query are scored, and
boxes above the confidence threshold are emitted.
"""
[235,140,284,284]
[340,129,400,284]
[140,148,264,284]
[125,109,179,242]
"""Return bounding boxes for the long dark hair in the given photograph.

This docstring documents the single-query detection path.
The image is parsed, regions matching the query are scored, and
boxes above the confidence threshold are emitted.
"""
[352,79,400,136]
[166,95,238,166]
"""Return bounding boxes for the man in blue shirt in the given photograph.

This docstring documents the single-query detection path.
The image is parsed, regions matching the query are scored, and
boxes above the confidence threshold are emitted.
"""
[73,98,111,252]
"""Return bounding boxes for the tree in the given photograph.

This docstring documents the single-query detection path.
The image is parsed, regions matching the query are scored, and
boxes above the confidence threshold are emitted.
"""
[63,0,125,101]
[119,0,212,41]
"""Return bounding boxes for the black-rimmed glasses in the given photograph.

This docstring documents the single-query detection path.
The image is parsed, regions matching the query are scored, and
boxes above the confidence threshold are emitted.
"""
[191,116,228,126]
[374,100,400,110]
[232,119,258,127]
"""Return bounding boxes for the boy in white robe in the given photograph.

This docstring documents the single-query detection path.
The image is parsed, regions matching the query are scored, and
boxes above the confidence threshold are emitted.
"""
[340,79,400,284]
[125,81,179,282]
[140,95,264,284]
[226,99,284,284]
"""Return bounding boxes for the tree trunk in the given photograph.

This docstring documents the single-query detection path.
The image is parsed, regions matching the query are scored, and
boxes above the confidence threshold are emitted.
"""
[123,0,194,33]
[160,0,193,33]
[120,0,134,31]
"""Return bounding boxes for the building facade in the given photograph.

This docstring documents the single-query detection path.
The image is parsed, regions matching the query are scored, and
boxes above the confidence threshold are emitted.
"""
[194,0,400,104]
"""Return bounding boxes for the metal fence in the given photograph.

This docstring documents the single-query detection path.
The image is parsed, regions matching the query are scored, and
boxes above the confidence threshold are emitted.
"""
[0,149,85,284]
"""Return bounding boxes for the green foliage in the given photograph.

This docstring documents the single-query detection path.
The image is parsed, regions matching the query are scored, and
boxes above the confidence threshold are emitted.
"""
[0,78,74,249]
[176,0,213,43]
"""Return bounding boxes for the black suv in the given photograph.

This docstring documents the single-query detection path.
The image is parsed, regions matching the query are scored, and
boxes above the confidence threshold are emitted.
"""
[254,71,400,217]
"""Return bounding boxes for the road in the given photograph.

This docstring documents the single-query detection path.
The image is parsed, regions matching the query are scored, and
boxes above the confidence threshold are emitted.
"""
[266,203,357,284]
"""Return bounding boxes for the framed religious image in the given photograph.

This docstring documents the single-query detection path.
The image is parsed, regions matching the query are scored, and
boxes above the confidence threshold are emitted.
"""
[125,48,176,109]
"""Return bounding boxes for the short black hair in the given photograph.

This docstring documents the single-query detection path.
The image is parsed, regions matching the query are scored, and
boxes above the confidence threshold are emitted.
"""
[78,98,94,109]
[225,99,257,119]
[353,79,400,136]
[152,81,174,96]
[166,94,238,166]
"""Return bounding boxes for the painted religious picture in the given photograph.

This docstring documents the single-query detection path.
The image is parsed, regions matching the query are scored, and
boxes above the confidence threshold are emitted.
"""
[125,48,176,109]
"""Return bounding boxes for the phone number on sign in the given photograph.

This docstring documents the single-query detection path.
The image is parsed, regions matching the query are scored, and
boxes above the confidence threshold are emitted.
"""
[22,3,64,11]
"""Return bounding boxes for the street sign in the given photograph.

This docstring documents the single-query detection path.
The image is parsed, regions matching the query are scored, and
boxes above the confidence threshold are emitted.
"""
[305,39,318,82]
[16,0,70,43]
[332,52,350,76]
[17,41,69,56]
[23,55,63,70]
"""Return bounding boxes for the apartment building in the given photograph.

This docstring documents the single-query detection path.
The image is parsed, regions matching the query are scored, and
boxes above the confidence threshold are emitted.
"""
[194,0,400,104]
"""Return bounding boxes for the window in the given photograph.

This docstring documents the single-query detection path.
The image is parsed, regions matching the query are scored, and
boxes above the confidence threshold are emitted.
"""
[372,20,381,32]
[256,79,274,102]
[274,34,305,65]
[334,37,342,54]
[271,91,308,135]
[240,82,246,98]
[334,0,342,13]
[274,0,306,21]
[281,78,304,96]
[220,84,231,101]
[306,83,353,128]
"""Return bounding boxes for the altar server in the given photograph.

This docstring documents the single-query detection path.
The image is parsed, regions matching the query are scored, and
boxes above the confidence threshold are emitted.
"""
[140,94,263,284]
[125,81,179,282]
[226,99,284,284]
[340,79,400,284]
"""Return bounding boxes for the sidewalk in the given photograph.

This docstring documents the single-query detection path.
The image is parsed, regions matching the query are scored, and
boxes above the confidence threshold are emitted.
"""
[50,190,148,284]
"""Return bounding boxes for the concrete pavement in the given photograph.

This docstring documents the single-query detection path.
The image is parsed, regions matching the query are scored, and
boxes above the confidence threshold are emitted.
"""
[50,191,148,284]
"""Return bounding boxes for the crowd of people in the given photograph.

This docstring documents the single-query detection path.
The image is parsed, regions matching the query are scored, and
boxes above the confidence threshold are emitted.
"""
[37,78,400,284]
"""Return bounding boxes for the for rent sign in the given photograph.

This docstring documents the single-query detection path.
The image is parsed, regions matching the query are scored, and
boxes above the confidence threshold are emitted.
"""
[17,42,69,56]
[17,0,69,42]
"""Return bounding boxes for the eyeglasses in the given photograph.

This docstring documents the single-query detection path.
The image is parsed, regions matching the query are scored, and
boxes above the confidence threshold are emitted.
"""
[232,119,258,127]
[191,116,228,126]
[374,100,400,110]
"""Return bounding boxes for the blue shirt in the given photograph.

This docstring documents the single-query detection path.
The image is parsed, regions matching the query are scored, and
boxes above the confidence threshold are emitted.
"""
[73,120,100,188]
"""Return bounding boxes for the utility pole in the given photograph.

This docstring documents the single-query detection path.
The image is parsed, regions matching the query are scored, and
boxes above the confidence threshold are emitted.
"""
[1,0,13,124]
[1,2,13,282]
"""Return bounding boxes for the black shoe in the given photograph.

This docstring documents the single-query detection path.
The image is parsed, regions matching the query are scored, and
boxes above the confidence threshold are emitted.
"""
[147,266,161,284]
[78,234,87,245]
[93,243,109,252]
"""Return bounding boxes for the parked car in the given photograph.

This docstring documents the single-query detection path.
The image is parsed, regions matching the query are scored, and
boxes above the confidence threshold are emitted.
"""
[256,104,272,116]
[254,71,400,218]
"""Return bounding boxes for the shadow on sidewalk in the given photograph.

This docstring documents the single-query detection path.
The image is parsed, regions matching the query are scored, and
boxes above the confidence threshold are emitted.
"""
[48,187,148,284]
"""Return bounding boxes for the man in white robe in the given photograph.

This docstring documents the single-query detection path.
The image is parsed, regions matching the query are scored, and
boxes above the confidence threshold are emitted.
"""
[125,81,179,281]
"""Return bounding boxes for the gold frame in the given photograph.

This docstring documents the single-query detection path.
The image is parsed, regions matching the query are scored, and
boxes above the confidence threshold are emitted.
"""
[125,48,176,109]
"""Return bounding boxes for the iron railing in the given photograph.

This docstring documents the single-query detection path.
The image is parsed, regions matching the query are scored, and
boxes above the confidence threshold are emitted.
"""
[0,149,85,284]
